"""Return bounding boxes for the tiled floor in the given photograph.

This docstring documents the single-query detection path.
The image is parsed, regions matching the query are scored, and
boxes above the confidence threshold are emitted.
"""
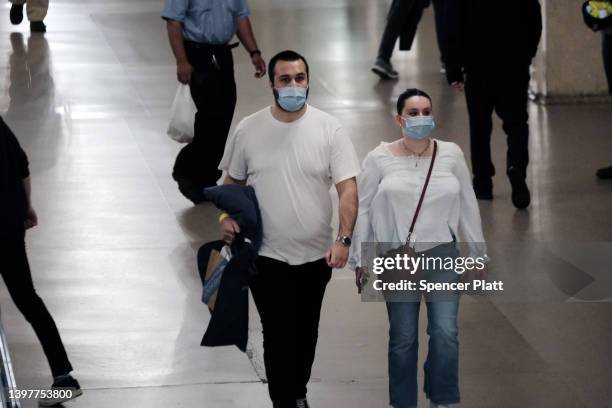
[0,1,611,407]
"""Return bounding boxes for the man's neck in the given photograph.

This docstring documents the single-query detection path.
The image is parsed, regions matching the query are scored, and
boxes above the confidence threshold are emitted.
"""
[270,104,308,123]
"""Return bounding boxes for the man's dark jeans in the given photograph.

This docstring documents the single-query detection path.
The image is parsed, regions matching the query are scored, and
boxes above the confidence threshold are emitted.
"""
[250,256,332,408]
[464,66,531,180]
[0,229,73,378]
[172,41,237,202]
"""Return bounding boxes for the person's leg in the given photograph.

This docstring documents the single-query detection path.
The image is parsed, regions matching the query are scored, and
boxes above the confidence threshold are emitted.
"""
[0,231,73,378]
[26,0,49,22]
[181,44,237,191]
[465,72,496,198]
[494,66,531,208]
[377,0,406,62]
[250,257,297,408]
[431,0,448,68]
[293,259,332,401]
[423,300,460,406]
[386,301,421,408]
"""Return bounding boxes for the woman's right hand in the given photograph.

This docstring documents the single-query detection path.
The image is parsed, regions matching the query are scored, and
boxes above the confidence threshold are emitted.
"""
[220,217,240,243]
[355,266,368,293]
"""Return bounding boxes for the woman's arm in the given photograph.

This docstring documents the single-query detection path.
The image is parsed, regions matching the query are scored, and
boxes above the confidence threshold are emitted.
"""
[453,145,487,257]
[348,152,382,270]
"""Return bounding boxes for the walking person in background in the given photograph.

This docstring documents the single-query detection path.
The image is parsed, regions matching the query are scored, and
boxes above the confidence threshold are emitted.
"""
[0,117,82,406]
[444,0,542,209]
[349,89,487,408]
[219,51,360,408]
[372,0,449,80]
[9,0,48,32]
[162,0,266,204]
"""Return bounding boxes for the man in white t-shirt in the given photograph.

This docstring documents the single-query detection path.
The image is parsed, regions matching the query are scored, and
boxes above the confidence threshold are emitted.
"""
[218,50,360,408]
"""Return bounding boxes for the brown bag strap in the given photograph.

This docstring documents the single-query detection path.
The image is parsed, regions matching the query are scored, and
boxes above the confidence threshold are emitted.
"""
[406,140,437,244]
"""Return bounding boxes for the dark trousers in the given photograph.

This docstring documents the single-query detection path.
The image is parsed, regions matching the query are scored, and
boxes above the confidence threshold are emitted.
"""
[603,33,612,95]
[377,0,420,61]
[464,66,531,179]
[250,257,332,408]
[377,0,447,63]
[0,230,72,378]
[172,41,237,201]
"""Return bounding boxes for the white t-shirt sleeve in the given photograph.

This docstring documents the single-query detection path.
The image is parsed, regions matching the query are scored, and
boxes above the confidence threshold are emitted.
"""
[452,144,487,258]
[224,127,248,181]
[330,126,361,184]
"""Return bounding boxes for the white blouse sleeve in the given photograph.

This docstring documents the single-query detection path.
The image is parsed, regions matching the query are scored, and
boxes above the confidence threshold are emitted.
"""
[348,151,382,270]
[452,145,488,258]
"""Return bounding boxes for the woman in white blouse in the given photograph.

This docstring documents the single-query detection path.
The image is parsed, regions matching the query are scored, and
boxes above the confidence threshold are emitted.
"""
[349,88,487,408]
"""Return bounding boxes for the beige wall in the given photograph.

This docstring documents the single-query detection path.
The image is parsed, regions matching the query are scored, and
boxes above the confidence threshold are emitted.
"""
[532,0,610,103]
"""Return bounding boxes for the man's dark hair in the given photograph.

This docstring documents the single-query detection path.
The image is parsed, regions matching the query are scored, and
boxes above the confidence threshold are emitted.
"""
[396,88,433,114]
[268,50,310,82]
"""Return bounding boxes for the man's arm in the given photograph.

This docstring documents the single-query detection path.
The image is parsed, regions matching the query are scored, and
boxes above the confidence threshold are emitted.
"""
[219,174,246,242]
[236,17,266,78]
[336,177,358,238]
[166,19,192,84]
[22,177,38,229]
[325,177,358,269]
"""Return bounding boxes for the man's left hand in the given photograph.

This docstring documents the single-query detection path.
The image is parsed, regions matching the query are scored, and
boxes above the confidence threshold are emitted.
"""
[325,242,349,269]
[24,207,38,229]
[252,54,266,78]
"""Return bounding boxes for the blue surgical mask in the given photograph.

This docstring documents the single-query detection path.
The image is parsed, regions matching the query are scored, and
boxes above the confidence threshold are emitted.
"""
[402,115,435,140]
[276,86,307,112]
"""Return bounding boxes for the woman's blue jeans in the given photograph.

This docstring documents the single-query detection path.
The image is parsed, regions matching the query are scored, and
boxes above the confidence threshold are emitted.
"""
[385,242,460,408]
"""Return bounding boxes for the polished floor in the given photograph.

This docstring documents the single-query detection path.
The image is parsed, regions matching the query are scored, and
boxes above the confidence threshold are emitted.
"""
[1,0,612,407]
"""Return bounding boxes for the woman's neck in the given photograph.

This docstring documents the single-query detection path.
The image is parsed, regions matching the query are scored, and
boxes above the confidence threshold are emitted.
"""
[401,136,432,156]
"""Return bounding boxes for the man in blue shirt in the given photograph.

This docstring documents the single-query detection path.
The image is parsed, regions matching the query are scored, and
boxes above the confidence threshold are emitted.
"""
[162,0,266,204]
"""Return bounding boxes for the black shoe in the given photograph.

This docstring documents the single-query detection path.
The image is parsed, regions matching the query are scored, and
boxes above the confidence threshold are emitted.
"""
[507,167,530,209]
[39,375,83,406]
[596,165,612,179]
[473,177,493,200]
[30,21,47,32]
[10,3,24,24]
[296,398,310,408]
[371,59,399,80]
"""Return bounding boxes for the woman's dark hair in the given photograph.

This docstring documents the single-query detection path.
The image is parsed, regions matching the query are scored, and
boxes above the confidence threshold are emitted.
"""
[396,88,433,114]
[268,50,310,83]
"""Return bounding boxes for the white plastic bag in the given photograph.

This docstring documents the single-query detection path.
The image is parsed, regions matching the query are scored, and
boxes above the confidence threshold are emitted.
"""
[167,84,197,143]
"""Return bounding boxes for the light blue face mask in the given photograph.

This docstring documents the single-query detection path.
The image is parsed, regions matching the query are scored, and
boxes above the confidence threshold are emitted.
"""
[276,86,308,112]
[402,115,435,140]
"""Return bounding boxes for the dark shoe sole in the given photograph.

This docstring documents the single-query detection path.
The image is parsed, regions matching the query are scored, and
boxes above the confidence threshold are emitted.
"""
[596,166,612,179]
[39,388,83,406]
[10,4,23,25]
[473,178,493,200]
[371,66,398,80]
[508,171,531,209]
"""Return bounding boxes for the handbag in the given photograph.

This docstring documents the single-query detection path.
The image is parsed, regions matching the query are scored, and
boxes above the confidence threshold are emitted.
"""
[382,140,438,284]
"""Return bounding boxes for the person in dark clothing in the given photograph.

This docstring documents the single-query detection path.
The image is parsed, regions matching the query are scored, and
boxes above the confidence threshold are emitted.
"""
[372,0,449,80]
[444,0,542,209]
[162,0,266,204]
[0,117,82,406]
